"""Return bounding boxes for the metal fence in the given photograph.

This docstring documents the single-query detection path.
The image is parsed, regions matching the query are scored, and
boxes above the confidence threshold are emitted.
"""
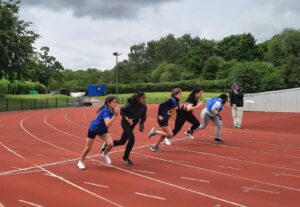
[0,98,87,112]
[244,88,300,112]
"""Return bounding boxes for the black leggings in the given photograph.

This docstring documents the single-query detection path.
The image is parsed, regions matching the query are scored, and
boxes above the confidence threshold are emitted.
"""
[172,111,200,136]
[113,119,136,159]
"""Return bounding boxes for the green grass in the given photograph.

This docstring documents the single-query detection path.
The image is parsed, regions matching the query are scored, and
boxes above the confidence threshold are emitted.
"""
[4,94,70,99]
[96,91,221,104]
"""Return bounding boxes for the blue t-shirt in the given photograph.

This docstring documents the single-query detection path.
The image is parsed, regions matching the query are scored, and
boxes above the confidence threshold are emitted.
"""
[158,97,179,119]
[206,97,224,112]
[89,106,114,132]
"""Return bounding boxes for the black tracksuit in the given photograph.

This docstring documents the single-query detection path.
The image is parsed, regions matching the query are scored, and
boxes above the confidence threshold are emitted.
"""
[172,96,200,136]
[113,102,147,159]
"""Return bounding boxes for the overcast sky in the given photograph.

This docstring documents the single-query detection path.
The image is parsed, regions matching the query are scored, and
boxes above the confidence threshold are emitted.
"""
[19,0,300,70]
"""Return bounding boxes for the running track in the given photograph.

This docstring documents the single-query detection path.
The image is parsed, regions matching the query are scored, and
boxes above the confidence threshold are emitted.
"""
[0,105,299,207]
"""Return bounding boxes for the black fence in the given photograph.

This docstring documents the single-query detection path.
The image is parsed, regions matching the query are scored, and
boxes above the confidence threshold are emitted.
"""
[0,98,89,112]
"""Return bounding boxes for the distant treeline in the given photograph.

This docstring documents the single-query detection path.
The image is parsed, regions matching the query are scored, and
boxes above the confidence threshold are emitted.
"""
[1,1,299,95]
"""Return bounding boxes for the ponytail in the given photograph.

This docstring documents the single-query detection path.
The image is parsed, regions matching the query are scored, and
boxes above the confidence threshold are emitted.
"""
[96,95,116,113]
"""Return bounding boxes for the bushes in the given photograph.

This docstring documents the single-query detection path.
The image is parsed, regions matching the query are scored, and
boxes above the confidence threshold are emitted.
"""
[106,79,228,94]
[0,79,46,95]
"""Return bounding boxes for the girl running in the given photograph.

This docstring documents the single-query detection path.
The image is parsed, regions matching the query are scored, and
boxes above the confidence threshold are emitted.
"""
[195,94,228,143]
[100,92,147,166]
[148,88,182,151]
[77,95,118,170]
[164,88,203,145]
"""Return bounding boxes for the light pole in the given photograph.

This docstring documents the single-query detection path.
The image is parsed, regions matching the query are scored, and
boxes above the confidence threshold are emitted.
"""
[113,52,122,100]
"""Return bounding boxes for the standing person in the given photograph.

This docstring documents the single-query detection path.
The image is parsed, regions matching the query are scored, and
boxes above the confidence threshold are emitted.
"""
[229,83,244,128]
[164,88,204,145]
[101,92,147,166]
[148,88,182,151]
[77,95,118,170]
[195,94,228,143]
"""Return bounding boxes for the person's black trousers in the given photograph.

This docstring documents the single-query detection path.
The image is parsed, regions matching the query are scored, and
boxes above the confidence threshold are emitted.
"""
[173,111,200,136]
[113,119,136,159]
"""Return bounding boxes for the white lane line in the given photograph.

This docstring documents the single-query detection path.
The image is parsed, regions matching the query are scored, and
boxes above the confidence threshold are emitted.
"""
[169,146,300,172]
[36,165,123,207]
[216,166,242,171]
[133,152,300,192]
[134,192,166,200]
[181,176,210,183]
[169,160,191,164]
[83,113,89,120]
[0,142,25,160]
[90,159,247,207]
[0,202,5,207]
[241,157,267,161]
[242,187,280,194]
[84,182,109,188]
[18,200,43,207]
[44,115,104,144]
[132,170,156,174]
[272,173,300,178]
[0,169,42,177]
[65,114,88,129]
[20,118,72,153]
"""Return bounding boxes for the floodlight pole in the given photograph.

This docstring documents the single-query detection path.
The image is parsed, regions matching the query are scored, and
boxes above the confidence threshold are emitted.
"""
[113,52,122,100]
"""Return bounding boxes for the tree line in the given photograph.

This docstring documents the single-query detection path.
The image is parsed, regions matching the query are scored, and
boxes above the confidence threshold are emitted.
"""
[1,0,299,95]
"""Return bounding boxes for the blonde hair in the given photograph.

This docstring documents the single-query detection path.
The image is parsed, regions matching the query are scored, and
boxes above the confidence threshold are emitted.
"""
[171,88,182,98]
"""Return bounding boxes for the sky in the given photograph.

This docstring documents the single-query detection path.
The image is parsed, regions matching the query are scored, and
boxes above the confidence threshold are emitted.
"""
[18,0,300,70]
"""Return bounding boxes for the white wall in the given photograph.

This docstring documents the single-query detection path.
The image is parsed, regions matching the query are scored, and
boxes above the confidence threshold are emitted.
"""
[243,88,300,112]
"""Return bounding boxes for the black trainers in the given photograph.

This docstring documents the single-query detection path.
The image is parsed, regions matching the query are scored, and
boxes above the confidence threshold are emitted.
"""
[122,157,134,166]
[214,138,224,144]
[100,143,106,155]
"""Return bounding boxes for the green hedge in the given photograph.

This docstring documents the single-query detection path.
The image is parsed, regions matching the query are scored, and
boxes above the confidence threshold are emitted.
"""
[106,79,229,94]
[0,79,46,95]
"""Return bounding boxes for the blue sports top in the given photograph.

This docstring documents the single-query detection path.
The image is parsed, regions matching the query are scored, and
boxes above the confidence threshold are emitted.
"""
[89,106,114,132]
[158,97,180,119]
[206,97,224,113]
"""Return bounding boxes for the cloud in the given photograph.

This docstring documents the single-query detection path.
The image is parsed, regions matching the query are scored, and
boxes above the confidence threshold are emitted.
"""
[20,0,180,19]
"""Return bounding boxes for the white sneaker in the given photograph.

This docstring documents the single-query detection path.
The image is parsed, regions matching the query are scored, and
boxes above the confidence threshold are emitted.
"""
[148,127,157,139]
[185,131,194,139]
[77,160,86,170]
[104,154,112,165]
[164,137,172,145]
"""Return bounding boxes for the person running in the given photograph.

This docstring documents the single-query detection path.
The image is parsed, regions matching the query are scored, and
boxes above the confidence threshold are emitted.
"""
[77,95,118,170]
[164,88,204,145]
[195,94,228,143]
[100,92,147,166]
[148,88,182,151]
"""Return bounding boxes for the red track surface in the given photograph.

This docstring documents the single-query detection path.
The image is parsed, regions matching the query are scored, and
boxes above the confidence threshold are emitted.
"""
[0,105,299,207]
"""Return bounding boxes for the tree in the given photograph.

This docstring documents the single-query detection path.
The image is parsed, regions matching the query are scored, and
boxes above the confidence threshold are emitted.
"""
[217,33,260,61]
[0,0,39,80]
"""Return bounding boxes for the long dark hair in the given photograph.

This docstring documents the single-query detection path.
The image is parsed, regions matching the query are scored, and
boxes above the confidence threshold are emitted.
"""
[96,95,116,113]
[128,91,145,104]
[219,93,228,103]
[188,87,203,100]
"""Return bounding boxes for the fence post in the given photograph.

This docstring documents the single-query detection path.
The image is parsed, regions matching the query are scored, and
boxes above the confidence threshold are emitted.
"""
[46,99,48,108]
[34,99,36,109]
[55,98,58,108]
[21,100,23,111]
[6,99,8,111]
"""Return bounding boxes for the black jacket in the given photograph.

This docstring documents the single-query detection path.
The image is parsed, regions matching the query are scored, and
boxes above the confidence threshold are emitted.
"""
[229,89,244,107]
[121,102,147,125]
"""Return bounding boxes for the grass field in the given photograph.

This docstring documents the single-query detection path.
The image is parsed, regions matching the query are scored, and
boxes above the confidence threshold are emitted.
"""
[104,91,222,104]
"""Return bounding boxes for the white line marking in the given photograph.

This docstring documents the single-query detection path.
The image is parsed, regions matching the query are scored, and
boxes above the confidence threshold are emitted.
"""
[20,119,72,153]
[44,116,102,144]
[216,165,242,171]
[242,187,280,194]
[134,192,166,200]
[65,114,88,129]
[0,169,42,177]
[0,142,25,160]
[90,158,247,207]
[84,182,109,188]
[132,170,156,174]
[133,152,300,192]
[169,160,191,164]
[35,165,122,207]
[241,157,267,161]
[0,202,5,207]
[272,173,300,178]
[169,146,300,172]
[18,200,43,207]
[181,176,210,183]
